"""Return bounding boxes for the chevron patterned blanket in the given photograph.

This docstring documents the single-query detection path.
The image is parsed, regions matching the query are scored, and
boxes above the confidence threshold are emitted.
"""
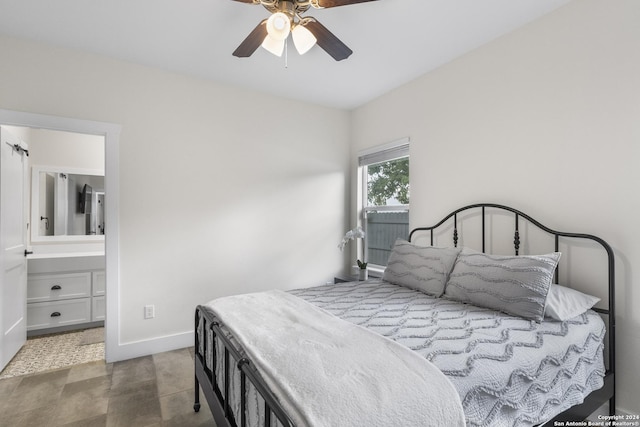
[290,280,605,427]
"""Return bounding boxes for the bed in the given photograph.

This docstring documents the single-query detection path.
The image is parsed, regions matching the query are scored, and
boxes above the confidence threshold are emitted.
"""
[193,203,615,426]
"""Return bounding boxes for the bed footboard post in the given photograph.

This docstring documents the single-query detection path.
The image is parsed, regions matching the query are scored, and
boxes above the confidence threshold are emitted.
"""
[194,376,201,412]
[240,367,247,427]
[194,307,201,412]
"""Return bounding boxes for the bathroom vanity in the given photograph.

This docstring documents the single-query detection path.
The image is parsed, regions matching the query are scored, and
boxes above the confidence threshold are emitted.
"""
[26,254,105,336]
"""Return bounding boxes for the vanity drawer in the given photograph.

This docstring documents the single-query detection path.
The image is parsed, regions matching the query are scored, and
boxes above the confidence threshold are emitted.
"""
[27,272,91,303]
[92,296,105,321]
[93,271,105,296]
[27,298,91,330]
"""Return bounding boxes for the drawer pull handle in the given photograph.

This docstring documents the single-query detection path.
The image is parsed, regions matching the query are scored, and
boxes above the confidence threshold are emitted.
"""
[51,312,61,317]
[51,285,62,290]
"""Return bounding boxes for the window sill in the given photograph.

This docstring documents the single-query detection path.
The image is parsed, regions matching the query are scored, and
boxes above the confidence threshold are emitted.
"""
[366,266,385,278]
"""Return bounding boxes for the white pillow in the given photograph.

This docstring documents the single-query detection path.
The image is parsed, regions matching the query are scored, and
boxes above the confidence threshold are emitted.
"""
[544,284,600,321]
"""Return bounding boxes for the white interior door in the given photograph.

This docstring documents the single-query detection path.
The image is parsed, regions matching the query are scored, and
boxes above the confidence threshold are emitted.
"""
[0,126,29,371]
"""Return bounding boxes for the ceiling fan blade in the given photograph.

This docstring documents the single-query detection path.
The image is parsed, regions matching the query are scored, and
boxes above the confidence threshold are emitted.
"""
[314,0,378,8]
[233,19,268,58]
[304,20,352,61]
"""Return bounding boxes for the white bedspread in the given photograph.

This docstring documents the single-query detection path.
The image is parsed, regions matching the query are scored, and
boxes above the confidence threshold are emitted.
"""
[206,290,465,427]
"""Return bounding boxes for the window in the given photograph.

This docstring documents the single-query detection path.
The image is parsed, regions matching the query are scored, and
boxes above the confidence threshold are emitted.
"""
[358,139,410,271]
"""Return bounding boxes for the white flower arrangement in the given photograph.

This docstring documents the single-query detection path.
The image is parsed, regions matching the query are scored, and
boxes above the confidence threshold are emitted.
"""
[338,226,367,270]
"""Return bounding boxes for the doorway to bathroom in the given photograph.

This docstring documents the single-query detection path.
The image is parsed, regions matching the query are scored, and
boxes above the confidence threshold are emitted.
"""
[0,125,106,378]
[0,108,121,375]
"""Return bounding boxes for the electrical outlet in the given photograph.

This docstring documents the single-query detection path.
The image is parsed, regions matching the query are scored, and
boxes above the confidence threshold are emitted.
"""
[144,305,155,319]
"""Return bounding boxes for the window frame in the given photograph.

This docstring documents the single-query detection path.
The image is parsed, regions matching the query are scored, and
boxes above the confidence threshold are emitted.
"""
[358,138,410,274]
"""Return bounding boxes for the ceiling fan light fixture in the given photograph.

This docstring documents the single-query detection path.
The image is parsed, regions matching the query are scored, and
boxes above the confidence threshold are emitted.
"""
[292,24,317,55]
[266,12,291,41]
[232,0,367,61]
[261,34,285,56]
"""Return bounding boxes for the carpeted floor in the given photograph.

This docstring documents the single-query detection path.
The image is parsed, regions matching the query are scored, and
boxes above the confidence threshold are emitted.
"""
[0,327,104,379]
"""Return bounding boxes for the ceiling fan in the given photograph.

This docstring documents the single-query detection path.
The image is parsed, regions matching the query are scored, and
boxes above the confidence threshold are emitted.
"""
[231,0,378,61]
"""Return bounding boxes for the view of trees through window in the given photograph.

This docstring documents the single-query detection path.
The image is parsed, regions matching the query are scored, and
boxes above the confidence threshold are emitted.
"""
[364,156,409,267]
[367,157,409,206]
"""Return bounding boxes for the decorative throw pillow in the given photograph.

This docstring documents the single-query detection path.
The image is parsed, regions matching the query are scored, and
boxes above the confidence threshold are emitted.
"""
[445,248,560,321]
[544,284,600,321]
[383,239,460,297]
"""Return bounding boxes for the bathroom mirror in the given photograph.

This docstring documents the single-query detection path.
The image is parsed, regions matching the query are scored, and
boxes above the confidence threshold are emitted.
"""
[31,166,105,242]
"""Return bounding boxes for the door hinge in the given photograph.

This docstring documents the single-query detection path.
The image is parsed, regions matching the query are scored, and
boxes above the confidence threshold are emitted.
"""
[24,250,33,257]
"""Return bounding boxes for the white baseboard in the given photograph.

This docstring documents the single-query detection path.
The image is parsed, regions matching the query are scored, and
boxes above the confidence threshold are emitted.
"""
[106,330,194,363]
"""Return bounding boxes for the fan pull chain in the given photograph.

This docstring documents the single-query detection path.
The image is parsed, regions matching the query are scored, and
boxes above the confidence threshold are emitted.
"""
[284,38,288,68]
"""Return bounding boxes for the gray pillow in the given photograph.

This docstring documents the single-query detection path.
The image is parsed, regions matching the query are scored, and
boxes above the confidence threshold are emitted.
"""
[445,248,560,321]
[383,239,460,297]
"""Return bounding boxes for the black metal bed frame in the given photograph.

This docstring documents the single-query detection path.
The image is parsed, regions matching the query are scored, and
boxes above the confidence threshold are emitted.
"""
[193,312,294,427]
[194,203,616,426]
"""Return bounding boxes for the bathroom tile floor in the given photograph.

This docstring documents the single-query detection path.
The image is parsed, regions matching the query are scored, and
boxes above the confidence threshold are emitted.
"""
[0,328,105,380]
[0,347,215,426]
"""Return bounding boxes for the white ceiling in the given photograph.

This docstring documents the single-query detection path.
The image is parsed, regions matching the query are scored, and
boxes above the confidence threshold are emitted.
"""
[0,0,570,110]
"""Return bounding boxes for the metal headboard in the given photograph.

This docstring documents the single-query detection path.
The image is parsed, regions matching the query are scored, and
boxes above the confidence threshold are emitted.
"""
[408,203,616,417]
